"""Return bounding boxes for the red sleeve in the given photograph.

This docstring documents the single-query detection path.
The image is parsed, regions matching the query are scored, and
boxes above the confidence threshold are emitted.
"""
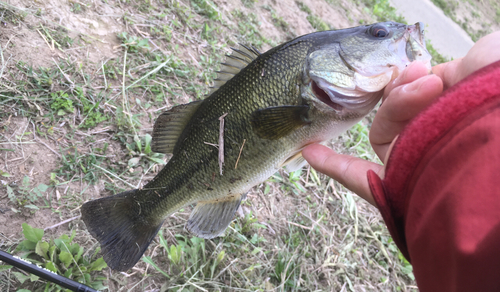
[368,60,500,292]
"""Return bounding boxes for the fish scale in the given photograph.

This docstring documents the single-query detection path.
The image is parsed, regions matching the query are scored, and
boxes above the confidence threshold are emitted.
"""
[81,22,431,271]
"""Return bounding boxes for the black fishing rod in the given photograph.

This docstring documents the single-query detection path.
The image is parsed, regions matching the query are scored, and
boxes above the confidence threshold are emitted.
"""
[0,250,98,292]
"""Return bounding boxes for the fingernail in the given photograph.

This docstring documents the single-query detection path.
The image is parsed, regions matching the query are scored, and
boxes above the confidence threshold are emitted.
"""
[402,74,433,92]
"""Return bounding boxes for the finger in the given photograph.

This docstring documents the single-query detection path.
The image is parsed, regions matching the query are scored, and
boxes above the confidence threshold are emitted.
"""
[383,61,430,100]
[432,58,462,89]
[371,74,443,161]
[302,144,383,206]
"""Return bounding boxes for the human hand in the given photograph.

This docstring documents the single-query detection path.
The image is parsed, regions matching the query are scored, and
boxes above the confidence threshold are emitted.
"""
[302,31,500,206]
[302,62,443,205]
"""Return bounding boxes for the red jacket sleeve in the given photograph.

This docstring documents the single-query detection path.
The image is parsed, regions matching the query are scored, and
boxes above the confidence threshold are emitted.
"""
[368,60,500,292]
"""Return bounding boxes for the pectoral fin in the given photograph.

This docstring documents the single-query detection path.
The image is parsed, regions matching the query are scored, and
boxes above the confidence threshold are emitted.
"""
[185,194,246,238]
[251,105,310,140]
[282,151,307,172]
[152,101,202,154]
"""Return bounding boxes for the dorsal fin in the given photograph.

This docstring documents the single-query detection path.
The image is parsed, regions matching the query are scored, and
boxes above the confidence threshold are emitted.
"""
[151,100,203,154]
[209,44,261,94]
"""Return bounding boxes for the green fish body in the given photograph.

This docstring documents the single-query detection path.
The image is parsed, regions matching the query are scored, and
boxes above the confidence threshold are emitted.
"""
[81,22,431,271]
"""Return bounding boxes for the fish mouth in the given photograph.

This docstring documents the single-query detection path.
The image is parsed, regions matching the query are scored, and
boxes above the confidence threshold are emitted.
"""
[311,78,344,111]
[402,22,432,70]
[309,75,381,112]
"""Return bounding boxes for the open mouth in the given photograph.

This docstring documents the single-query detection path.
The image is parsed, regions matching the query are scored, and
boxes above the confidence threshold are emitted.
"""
[311,79,344,111]
[309,74,384,113]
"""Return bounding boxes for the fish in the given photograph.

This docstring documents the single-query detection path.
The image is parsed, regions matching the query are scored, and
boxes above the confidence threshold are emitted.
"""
[81,21,432,271]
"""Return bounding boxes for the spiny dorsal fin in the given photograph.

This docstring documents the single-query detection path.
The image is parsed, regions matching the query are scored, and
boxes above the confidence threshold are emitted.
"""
[251,105,311,140]
[185,193,246,238]
[151,100,203,154]
[209,44,261,94]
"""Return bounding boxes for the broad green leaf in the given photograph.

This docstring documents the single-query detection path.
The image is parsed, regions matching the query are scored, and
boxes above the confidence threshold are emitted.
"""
[24,204,39,210]
[16,289,32,292]
[74,246,84,263]
[35,241,50,259]
[21,176,30,188]
[36,183,49,193]
[49,245,57,262]
[89,258,107,271]
[0,170,12,177]
[59,251,73,266]
[54,238,71,253]
[0,265,13,272]
[64,269,72,278]
[69,229,76,243]
[29,274,39,282]
[6,185,16,202]
[134,135,142,152]
[147,156,166,165]
[144,134,152,154]
[22,223,43,243]
[45,261,58,273]
[12,271,30,284]
[19,239,36,250]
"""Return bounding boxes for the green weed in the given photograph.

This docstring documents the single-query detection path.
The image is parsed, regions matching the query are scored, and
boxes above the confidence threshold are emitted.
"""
[50,91,75,116]
[12,223,107,291]
[117,32,150,53]
[296,1,331,31]
[146,231,227,290]
[126,133,166,168]
[191,0,221,21]
[6,176,49,211]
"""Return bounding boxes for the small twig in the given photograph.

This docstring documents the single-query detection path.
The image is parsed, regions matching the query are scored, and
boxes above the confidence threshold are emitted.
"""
[36,29,53,51]
[125,56,171,90]
[121,50,137,136]
[44,215,81,231]
[286,220,312,230]
[32,122,61,158]
[234,139,246,169]
[91,163,136,189]
[218,113,228,175]
[52,58,74,86]
[203,142,218,148]
[0,43,5,80]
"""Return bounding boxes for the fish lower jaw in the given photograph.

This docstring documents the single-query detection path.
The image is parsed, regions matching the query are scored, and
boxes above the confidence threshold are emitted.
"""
[310,79,344,111]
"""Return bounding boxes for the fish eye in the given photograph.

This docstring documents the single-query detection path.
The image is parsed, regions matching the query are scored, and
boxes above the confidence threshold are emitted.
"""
[369,25,389,38]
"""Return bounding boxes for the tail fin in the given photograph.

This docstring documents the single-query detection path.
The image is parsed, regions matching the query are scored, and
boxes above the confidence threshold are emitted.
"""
[80,190,164,271]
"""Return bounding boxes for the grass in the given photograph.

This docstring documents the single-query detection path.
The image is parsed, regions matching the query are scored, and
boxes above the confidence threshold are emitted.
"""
[296,1,332,31]
[429,0,496,42]
[0,0,423,291]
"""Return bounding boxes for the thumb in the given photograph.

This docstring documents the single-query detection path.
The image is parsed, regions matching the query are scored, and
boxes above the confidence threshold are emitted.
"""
[302,144,382,206]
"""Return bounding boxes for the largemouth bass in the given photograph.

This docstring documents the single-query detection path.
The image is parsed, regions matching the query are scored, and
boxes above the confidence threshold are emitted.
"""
[81,22,431,271]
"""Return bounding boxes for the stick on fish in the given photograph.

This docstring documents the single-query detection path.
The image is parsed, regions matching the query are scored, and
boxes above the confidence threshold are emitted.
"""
[218,113,228,175]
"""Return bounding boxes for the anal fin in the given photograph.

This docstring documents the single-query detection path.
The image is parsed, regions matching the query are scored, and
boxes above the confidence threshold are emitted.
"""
[185,194,246,239]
